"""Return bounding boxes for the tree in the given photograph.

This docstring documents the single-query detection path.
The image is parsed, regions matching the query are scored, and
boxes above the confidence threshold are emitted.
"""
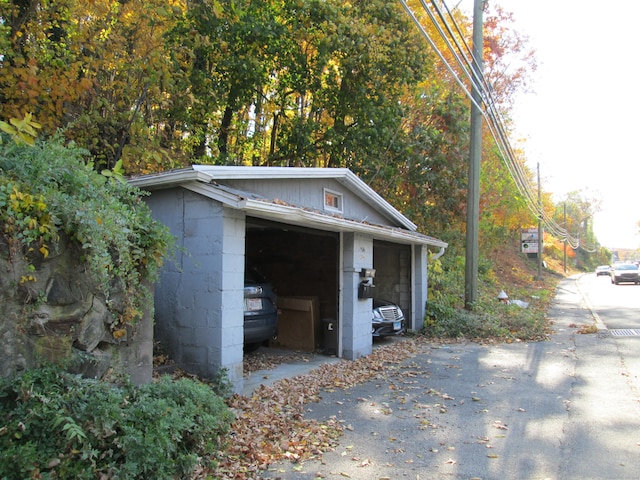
[0,0,544,259]
[0,0,93,130]
[553,189,601,255]
[0,0,187,171]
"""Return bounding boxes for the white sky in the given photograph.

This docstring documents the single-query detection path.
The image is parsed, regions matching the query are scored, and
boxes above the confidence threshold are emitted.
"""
[461,0,640,250]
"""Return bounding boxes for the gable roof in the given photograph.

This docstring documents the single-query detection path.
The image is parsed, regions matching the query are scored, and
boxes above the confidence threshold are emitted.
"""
[129,166,447,249]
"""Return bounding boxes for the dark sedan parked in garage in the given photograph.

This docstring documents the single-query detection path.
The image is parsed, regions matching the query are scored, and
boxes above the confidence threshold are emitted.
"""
[372,299,406,337]
[244,265,279,351]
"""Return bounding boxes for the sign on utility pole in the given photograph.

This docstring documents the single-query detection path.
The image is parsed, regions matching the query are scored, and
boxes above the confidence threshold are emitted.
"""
[465,0,483,310]
[521,228,539,254]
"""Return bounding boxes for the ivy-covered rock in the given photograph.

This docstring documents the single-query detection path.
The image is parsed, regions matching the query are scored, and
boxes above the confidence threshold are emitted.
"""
[0,133,173,383]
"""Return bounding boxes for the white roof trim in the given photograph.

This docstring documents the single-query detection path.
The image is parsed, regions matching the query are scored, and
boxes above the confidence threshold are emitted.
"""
[184,181,447,248]
[182,181,247,208]
[188,165,416,230]
[128,168,209,189]
[241,198,447,247]
[129,166,447,248]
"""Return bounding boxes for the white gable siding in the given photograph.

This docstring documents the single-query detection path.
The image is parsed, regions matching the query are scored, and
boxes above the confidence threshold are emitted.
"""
[222,178,394,227]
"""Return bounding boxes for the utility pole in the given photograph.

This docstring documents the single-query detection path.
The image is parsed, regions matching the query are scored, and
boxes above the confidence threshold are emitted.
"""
[465,0,483,309]
[537,162,543,279]
[563,201,567,273]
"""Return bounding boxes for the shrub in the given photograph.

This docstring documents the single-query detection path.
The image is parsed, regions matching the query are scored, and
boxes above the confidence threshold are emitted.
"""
[0,366,235,479]
[424,301,503,338]
[425,236,554,342]
[0,133,173,328]
[424,295,549,341]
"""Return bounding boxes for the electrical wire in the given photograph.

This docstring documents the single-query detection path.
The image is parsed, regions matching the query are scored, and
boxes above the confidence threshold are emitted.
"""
[433,1,600,253]
[399,0,598,253]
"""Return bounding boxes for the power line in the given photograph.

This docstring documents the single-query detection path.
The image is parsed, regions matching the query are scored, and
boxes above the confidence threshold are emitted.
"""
[399,0,599,253]
[430,1,600,253]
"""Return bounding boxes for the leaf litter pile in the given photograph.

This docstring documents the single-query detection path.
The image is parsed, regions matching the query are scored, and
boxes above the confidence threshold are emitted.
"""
[200,338,422,479]
[242,349,316,377]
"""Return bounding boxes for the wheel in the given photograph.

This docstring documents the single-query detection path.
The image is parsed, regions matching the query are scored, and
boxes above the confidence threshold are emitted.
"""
[243,342,262,353]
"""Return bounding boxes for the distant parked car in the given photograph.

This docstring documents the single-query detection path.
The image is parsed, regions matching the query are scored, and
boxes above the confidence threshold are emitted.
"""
[372,299,406,337]
[595,265,611,276]
[610,263,640,285]
[244,265,279,352]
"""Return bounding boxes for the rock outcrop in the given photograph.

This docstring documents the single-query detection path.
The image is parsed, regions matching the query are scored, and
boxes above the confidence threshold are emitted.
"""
[0,235,153,385]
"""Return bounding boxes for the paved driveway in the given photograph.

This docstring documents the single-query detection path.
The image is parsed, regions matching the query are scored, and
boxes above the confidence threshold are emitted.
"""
[260,276,640,479]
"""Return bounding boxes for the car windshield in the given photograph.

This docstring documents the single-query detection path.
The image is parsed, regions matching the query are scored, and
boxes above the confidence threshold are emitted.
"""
[245,264,269,284]
[616,264,637,271]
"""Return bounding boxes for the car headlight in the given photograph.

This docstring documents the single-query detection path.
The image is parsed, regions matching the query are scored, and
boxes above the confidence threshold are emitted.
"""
[372,309,383,320]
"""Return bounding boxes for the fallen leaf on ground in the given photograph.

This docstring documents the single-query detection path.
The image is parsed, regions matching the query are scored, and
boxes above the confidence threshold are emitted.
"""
[199,338,422,478]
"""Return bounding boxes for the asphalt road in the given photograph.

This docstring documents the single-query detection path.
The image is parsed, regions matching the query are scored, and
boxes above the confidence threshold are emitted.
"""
[260,275,640,480]
[581,271,640,331]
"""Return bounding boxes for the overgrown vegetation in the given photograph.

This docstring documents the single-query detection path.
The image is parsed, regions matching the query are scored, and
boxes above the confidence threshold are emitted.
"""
[424,294,552,341]
[0,365,234,479]
[424,241,556,341]
[0,0,611,476]
[0,132,173,329]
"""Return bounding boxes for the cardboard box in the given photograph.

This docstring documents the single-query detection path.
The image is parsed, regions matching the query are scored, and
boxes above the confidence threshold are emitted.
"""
[272,296,320,352]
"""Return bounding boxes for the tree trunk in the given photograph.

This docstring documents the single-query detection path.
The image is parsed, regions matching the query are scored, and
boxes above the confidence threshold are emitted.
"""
[218,105,234,157]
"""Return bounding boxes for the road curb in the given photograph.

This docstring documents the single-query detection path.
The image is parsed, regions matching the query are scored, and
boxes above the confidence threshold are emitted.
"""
[574,273,608,332]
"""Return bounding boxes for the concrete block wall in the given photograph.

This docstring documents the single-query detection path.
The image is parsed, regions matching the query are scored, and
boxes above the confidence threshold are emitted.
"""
[144,190,246,392]
[398,247,411,312]
[215,207,245,389]
[372,242,411,323]
[177,192,222,377]
[143,188,184,362]
[411,244,428,331]
[341,232,374,360]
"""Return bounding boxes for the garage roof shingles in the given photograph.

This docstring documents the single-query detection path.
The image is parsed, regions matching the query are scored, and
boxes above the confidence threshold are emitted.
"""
[129,166,447,249]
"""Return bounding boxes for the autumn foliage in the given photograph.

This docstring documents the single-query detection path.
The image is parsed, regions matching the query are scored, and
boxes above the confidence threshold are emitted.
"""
[0,2,607,478]
[0,0,545,249]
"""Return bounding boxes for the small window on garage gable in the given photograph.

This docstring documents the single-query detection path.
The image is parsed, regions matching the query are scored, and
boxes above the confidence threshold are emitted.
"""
[323,188,343,213]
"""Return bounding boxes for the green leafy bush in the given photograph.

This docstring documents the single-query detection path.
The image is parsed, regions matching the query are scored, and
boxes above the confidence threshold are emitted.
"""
[0,366,234,479]
[0,134,173,327]
[424,297,549,341]
[426,253,464,308]
[425,301,500,338]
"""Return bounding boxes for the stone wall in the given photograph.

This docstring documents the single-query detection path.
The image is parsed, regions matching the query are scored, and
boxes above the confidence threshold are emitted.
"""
[0,235,153,385]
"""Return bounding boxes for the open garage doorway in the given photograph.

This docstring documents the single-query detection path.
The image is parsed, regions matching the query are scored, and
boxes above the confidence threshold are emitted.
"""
[373,240,412,322]
[245,218,339,353]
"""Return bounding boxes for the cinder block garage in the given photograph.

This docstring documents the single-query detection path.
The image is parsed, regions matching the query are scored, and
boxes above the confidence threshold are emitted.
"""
[130,166,447,393]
